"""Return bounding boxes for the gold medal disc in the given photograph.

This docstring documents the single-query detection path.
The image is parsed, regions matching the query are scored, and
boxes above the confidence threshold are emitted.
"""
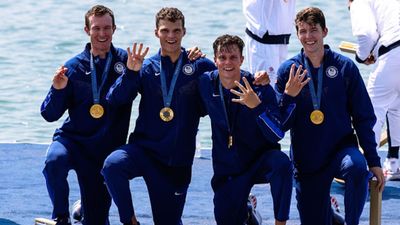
[310,110,324,125]
[90,104,104,119]
[160,107,174,122]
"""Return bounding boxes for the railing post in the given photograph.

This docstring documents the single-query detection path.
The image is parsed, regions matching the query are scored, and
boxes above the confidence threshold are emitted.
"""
[369,179,382,225]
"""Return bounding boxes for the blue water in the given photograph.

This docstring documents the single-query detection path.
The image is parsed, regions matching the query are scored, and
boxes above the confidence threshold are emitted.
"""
[0,0,371,148]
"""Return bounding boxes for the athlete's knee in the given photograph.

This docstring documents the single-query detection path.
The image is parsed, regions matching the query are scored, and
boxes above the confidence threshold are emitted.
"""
[45,142,69,164]
[43,144,70,176]
[102,149,126,178]
[344,160,369,181]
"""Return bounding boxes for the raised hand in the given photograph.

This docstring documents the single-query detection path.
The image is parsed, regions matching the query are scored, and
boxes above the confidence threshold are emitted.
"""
[253,70,270,86]
[363,54,376,65]
[52,66,68,90]
[187,46,206,61]
[284,64,310,97]
[230,76,261,109]
[127,43,149,71]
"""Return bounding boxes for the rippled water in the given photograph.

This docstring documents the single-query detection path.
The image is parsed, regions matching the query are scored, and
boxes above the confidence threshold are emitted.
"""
[0,0,370,149]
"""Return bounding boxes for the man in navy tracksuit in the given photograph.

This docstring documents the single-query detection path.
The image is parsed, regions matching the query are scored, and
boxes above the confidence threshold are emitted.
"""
[275,7,385,225]
[101,7,216,225]
[40,5,131,225]
[199,34,296,225]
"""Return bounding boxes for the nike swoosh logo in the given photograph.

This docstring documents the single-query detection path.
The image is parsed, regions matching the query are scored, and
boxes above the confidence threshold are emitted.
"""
[155,72,160,76]
[212,94,220,97]
[174,192,184,196]
[85,71,91,75]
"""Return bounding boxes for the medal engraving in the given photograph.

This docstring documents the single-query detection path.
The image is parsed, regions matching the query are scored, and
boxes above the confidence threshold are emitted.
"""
[160,107,174,122]
[90,104,104,119]
[310,110,324,125]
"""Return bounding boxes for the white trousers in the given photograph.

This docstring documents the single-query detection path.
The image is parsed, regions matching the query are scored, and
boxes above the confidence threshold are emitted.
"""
[367,47,400,147]
[244,34,289,88]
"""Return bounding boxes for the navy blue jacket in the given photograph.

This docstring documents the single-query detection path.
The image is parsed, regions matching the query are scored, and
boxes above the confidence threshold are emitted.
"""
[199,70,282,176]
[276,45,380,174]
[107,48,216,166]
[41,44,132,163]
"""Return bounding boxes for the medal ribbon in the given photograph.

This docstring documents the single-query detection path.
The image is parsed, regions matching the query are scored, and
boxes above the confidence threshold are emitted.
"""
[90,52,113,104]
[160,52,183,108]
[219,80,232,135]
[218,74,240,140]
[304,57,323,111]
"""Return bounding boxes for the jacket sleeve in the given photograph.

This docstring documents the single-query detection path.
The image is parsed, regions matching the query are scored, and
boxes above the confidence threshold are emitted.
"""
[275,61,297,132]
[40,67,74,122]
[255,85,290,143]
[40,85,70,122]
[106,68,140,106]
[350,0,379,60]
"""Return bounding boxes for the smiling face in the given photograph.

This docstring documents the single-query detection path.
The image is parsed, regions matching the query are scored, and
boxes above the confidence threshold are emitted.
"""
[295,7,328,59]
[296,21,327,57]
[84,14,115,58]
[214,45,244,83]
[155,19,185,61]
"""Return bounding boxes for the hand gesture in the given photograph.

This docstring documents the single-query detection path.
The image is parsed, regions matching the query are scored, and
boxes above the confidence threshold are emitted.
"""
[284,64,310,97]
[52,66,68,90]
[363,54,376,65]
[187,46,206,61]
[253,70,270,86]
[230,76,261,109]
[369,166,385,192]
[127,43,149,71]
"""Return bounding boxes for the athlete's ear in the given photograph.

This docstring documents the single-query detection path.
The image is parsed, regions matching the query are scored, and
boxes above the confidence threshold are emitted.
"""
[183,27,186,37]
[84,26,90,36]
[155,28,159,38]
[322,27,328,38]
[112,25,116,34]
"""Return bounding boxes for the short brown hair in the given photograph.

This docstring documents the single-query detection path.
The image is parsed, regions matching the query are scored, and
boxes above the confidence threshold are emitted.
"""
[85,5,115,28]
[213,34,245,57]
[155,7,185,29]
[295,7,326,32]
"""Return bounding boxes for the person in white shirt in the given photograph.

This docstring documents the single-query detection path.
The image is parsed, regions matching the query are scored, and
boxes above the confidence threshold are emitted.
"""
[348,0,400,180]
[242,0,296,87]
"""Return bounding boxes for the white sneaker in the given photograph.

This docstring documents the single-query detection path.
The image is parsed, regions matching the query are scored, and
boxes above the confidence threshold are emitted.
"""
[246,194,262,225]
[383,158,400,181]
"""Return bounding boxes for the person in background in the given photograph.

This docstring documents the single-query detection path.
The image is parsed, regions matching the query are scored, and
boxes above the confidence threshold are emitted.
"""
[243,0,296,87]
[275,7,385,225]
[199,34,304,225]
[40,5,131,225]
[348,0,400,181]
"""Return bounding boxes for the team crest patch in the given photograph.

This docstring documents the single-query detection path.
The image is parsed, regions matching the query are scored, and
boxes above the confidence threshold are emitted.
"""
[183,64,195,75]
[114,62,125,74]
[326,66,338,78]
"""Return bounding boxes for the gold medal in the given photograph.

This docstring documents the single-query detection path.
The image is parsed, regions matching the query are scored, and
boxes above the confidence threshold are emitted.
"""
[310,109,324,125]
[90,104,104,119]
[160,107,174,122]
